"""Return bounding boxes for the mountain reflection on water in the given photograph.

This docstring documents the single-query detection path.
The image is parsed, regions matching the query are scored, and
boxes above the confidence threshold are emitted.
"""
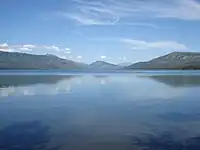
[0,75,76,96]
[0,75,74,88]
[142,75,200,87]
[1,72,200,150]
[1,73,200,97]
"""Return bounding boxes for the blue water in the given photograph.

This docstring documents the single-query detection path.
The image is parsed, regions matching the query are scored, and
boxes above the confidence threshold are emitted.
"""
[1,71,200,150]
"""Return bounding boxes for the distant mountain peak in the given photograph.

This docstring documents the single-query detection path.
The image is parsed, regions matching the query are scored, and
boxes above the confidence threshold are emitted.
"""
[118,62,133,67]
[91,61,114,65]
[89,61,121,70]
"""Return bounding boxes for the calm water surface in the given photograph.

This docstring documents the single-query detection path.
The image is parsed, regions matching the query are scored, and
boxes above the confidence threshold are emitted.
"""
[1,71,200,150]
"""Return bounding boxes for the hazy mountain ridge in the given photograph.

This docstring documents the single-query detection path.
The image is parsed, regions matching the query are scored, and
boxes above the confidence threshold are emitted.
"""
[127,52,200,70]
[88,61,122,70]
[0,51,84,69]
[1,51,200,70]
[118,62,133,67]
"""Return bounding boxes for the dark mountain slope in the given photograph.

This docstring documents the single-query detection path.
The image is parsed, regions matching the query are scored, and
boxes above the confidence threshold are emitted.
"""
[0,51,84,69]
[127,52,200,70]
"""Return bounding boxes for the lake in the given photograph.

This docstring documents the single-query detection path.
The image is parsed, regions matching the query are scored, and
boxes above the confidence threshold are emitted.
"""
[1,71,200,150]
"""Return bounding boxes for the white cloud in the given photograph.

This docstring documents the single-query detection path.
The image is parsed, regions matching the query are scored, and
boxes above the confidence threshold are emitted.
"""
[0,49,13,52]
[23,45,35,49]
[121,39,189,51]
[0,43,14,52]
[51,46,60,51]
[156,0,200,20]
[64,51,71,54]
[101,56,107,60]
[65,13,119,25]
[19,47,32,51]
[0,43,8,48]
[62,0,200,26]
[65,48,71,51]
[42,45,62,52]
[0,43,72,54]
[59,56,67,59]
[77,55,82,59]
[0,43,9,52]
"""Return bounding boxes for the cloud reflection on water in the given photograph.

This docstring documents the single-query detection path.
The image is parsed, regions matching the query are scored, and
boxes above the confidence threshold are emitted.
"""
[1,74,200,99]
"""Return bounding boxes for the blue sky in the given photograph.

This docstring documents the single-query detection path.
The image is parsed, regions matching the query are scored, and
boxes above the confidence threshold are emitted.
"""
[0,0,200,64]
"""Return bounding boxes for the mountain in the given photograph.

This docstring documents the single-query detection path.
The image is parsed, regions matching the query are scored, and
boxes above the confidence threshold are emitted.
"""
[0,51,85,69]
[127,52,200,70]
[88,61,121,70]
[3,51,200,70]
[118,62,133,67]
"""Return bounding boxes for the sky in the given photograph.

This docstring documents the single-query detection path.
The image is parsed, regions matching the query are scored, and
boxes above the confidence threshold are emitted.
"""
[0,0,200,64]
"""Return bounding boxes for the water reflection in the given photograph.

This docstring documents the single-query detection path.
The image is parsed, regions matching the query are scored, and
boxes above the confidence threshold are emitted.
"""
[132,132,200,150]
[158,112,200,122]
[142,75,200,87]
[1,73,200,149]
[0,121,60,150]
[0,75,74,88]
[0,75,75,97]
[1,74,200,98]
[93,75,109,85]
